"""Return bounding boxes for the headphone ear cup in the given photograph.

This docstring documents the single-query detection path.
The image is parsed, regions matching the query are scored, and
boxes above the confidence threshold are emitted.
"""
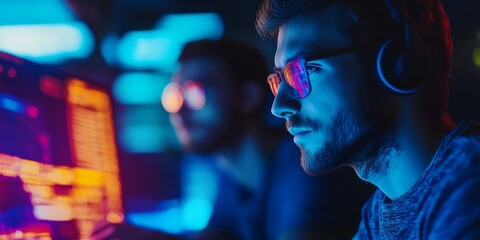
[376,35,429,94]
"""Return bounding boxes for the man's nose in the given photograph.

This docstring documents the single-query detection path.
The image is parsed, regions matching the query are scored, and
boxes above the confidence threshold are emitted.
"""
[271,82,299,119]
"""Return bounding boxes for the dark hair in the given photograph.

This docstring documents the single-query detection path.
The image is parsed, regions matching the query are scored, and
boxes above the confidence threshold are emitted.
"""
[256,0,453,120]
[178,38,269,117]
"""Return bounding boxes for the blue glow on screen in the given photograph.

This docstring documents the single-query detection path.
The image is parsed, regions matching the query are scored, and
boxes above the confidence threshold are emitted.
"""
[101,34,120,66]
[0,0,74,25]
[116,106,179,154]
[112,72,168,104]
[126,157,217,233]
[156,13,224,41]
[117,30,183,71]
[0,94,25,115]
[0,0,93,63]
[181,156,217,230]
[128,201,183,234]
[118,124,165,153]
[181,199,213,230]
[127,198,213,233]
[117,12,223,71]
[0,22,94,63]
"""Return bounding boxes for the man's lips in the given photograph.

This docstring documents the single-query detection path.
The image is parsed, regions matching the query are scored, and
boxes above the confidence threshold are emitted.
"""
[288,127,311,137]
[288,128,311,144]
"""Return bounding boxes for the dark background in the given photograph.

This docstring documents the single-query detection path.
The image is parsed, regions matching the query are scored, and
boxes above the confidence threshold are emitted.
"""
[61,0,480,212]
[0,0,477,236]
[63,0,480,121]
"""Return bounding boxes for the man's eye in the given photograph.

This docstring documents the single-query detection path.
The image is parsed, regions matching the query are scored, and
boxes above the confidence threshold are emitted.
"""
[306,65,321,75]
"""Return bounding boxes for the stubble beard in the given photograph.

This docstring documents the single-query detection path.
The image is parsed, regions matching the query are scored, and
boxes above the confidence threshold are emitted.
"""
[299,109,367,175]
[298,54,402,177]
[300,105,399,178]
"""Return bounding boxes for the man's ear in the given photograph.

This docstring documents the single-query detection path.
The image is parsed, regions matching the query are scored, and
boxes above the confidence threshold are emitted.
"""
[241,81,264,114]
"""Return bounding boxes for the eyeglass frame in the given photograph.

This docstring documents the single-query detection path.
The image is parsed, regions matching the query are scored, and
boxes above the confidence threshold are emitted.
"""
[267,43,373,99]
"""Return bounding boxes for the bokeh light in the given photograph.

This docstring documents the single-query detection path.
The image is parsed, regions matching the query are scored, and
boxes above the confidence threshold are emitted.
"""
[162,83,184,113]
[184,80,205,110]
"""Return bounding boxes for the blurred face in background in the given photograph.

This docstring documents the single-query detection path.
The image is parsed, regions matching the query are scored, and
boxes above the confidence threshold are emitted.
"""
[166,57,242,154]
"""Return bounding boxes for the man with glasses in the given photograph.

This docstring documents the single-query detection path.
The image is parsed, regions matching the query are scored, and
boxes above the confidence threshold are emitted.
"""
[90,38,372,240]
[256,0,480,238]
[166,38,372,239]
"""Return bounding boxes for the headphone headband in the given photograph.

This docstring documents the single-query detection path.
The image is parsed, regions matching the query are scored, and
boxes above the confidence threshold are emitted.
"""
[375,0,431,95]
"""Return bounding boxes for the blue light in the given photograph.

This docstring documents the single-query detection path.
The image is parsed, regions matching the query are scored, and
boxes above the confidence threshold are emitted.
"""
[101,34,120,66]
[0,94,25,114]
[0,0,74,25]
[182,156,218,200]
[117,30,182,71]
[118,124,165,153]
[112,72,168,104]
[0,22,94,63]
[156,13,224,41]
[125,156,217,232]
[181,156,217,231]
[127,200,183,234]
[126,198,213,233]
[181,198,213,231]
[0,0,93,63]
[116,106,180,153]
[116,12,223,71]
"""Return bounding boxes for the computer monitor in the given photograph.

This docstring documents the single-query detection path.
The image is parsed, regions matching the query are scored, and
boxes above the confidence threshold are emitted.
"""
[0,52,123,239]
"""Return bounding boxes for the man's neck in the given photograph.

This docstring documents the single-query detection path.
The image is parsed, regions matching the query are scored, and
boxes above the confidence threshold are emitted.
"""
[358,110,454,200]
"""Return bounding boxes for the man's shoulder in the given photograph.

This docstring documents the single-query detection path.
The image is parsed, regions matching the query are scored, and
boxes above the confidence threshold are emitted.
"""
[452,119,480,147]
[354,189,383,239]
[425,166,480,239]
[429,119,480,209]
[453,119,480,146]
[432,120,480,175]
[434,119,480,202]
[359,188,384,217]
[442,120,480,175]
[424,120,480,238]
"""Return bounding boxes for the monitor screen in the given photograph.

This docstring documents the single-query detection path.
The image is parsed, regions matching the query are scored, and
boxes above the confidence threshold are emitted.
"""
[0,52,123,239]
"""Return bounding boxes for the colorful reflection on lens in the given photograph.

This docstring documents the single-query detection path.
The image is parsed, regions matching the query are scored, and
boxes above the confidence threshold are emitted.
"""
[161,83,184,113]
[161,80,206,113]
[184,80,205,110]
[284,58,309,99]
[267,73,280,97]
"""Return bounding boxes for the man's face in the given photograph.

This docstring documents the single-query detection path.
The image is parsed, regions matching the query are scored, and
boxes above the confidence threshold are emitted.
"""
[272,7,385,175]
[169,57,241,153]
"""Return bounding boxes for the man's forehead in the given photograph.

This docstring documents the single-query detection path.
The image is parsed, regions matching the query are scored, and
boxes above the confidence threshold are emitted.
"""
[274,8,352,68]
[175,58,231,85]
[178,58,220,76]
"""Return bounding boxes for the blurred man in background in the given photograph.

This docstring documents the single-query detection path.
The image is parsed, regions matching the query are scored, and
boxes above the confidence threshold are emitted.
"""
[166,38,372,239]
[90,37,373,239]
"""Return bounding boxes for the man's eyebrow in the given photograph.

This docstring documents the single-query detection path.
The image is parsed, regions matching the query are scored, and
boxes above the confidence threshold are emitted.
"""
[273,52,310,71]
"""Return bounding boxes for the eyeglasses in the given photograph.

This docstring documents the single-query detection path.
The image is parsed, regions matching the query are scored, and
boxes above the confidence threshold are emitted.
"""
[161,80,206,113]
[267,43,371,99]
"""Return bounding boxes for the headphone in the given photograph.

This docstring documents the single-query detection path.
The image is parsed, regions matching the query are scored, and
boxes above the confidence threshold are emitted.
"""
[376,0,432,94]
